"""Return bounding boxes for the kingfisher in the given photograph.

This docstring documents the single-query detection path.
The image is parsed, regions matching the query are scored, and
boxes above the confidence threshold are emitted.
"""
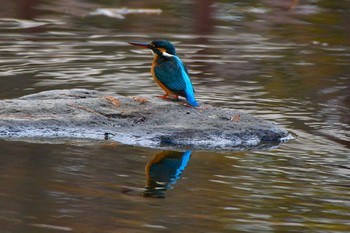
[129,40,199,107]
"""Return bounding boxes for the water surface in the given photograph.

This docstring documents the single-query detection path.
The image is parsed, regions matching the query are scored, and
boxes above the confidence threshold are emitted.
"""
[0,0,349,232]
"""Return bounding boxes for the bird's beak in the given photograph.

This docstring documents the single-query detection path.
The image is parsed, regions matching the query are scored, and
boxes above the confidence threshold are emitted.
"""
[128,42,150,49]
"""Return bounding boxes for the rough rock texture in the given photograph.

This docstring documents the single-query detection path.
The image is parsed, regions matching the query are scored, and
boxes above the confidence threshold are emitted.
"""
[0,89,291,150]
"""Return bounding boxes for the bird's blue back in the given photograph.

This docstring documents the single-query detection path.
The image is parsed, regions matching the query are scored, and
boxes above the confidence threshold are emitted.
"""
[154,55,199,107]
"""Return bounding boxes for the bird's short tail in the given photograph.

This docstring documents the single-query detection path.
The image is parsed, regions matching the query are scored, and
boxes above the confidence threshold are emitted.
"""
[186,95,199,107]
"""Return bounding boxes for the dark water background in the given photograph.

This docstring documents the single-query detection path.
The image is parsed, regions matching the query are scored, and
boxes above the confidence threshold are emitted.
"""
[0,0,350,232]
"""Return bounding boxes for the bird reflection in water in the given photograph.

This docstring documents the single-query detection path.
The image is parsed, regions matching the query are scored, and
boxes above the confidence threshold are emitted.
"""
[143,150,192,198]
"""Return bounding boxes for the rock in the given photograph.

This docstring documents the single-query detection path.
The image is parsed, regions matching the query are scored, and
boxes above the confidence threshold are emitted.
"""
[0,89,291,151]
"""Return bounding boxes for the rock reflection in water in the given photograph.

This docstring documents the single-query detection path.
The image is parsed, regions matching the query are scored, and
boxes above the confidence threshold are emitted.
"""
[143,150,191,198]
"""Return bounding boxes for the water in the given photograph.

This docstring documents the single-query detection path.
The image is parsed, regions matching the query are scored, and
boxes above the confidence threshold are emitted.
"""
[0,0,349,232]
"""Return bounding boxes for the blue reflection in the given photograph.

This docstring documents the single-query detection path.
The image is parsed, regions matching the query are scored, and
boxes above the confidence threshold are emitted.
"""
[143,150,192,198]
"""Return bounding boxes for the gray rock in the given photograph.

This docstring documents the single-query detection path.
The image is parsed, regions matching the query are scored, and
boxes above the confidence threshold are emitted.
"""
[0,89,292,151]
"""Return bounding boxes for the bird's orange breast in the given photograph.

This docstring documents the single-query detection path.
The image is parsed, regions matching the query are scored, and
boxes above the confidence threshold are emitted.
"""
[151,55,176,95]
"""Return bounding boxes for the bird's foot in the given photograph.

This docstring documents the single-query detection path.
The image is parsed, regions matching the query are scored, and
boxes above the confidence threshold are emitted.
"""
[157,94,179,100]
[157,94,169,99]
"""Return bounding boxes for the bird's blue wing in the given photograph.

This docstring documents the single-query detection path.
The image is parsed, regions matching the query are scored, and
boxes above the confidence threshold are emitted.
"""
[154,56,188,96]
[154,56,198,106]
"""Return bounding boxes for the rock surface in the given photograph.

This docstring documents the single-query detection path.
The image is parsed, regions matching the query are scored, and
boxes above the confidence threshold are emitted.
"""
[0,89,291,151]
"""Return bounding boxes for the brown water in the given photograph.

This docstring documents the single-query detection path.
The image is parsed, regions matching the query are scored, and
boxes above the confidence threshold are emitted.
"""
[1,0,350,232]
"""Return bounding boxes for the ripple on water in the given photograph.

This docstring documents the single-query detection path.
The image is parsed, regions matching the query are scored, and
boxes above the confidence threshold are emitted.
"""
[0,18,64,29]
[0,1,350,231]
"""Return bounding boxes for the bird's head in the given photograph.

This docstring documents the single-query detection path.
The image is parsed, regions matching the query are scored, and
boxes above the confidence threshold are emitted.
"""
[129,39,176,57]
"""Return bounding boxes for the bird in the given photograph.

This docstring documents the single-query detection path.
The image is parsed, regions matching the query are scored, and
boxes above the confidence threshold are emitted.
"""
[129,39,199,107]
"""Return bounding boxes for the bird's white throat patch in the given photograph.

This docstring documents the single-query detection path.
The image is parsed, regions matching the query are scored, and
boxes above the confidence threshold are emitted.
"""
[162,52,174,58]
[150,50,174,58]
